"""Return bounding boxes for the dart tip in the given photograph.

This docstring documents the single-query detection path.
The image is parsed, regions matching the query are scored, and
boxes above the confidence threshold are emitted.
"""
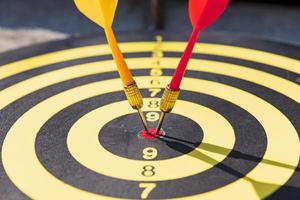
[156,112,166,134]
[140,128,165,140]
[137,109,148,131]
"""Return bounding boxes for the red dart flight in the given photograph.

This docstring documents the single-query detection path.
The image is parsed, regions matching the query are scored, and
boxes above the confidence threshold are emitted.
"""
[156,0,229,133]
[170,0,230,90]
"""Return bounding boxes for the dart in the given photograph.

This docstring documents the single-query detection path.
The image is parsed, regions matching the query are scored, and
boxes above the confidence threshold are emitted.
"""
[74,0,148,130]
[156,0,229,133]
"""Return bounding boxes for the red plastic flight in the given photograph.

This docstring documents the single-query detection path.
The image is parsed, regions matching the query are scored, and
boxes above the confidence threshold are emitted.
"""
[169,0,229,90]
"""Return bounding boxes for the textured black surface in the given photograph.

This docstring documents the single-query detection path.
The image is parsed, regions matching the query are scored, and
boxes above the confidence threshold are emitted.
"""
[100,112,203,160]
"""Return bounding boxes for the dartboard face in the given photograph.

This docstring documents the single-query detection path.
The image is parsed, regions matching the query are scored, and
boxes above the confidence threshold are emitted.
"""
[0,32,300,200]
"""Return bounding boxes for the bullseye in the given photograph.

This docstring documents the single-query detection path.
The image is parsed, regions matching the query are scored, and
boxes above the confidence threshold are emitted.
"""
[139,128,165,140]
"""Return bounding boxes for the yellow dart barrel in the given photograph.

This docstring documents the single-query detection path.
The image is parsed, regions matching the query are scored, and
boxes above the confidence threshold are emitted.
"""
[160,86,180,113]
[104,26,134,86]
[124,82,143,109]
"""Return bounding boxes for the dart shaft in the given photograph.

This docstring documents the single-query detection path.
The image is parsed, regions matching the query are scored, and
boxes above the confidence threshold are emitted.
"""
[104,27,148,130]
[124,82,148,130]
[137,108,148,131]
[104,26,134,86]
[156,112,166,133]
[169,26,201,90]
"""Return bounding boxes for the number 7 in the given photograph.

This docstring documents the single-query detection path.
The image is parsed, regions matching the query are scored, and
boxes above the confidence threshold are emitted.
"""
[149,88,161,97]
[139,183,157,199]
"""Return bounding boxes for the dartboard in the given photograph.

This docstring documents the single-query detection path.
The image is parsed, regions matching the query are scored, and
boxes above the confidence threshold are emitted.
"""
[0,32,299,200]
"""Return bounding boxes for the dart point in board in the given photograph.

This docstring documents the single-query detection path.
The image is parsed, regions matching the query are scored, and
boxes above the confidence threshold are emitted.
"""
[74,0,148,131]
[140,128,166,140]
[156,0,230,133]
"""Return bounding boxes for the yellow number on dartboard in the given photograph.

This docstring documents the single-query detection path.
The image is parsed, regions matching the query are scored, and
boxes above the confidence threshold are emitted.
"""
[150,68,163,76]
[149,88,161,97]
[150,79,161,86]
[143,147,158,160]
[148,100,159,108]
[146,112,159,122]
[139,183,157,199]
[142,165,155,177]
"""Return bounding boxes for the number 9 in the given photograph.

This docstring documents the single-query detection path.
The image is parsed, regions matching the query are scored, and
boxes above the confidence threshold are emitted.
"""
[146,112,160,122]
[143,147,158,160]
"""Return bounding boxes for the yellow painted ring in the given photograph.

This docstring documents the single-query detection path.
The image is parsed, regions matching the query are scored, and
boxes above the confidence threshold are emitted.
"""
[1,42,299,80]
[1,58,300,111]
[67,99,235,181]
[2,77,299,200]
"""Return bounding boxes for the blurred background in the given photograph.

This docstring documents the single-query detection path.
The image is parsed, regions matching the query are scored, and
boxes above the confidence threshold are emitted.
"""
[0,0,299,53]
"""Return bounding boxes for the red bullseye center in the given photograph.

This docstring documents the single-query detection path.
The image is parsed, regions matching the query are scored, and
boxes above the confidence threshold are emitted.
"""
[140,128,165,140]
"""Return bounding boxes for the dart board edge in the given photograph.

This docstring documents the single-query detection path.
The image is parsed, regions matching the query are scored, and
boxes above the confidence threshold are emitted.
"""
[0,32,300,200]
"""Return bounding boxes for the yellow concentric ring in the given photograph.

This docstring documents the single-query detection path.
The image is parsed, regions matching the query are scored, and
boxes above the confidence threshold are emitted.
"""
[1,42,299,80]
[2,77,299,200]
[1,58,300,111]
[67,99,234,181]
